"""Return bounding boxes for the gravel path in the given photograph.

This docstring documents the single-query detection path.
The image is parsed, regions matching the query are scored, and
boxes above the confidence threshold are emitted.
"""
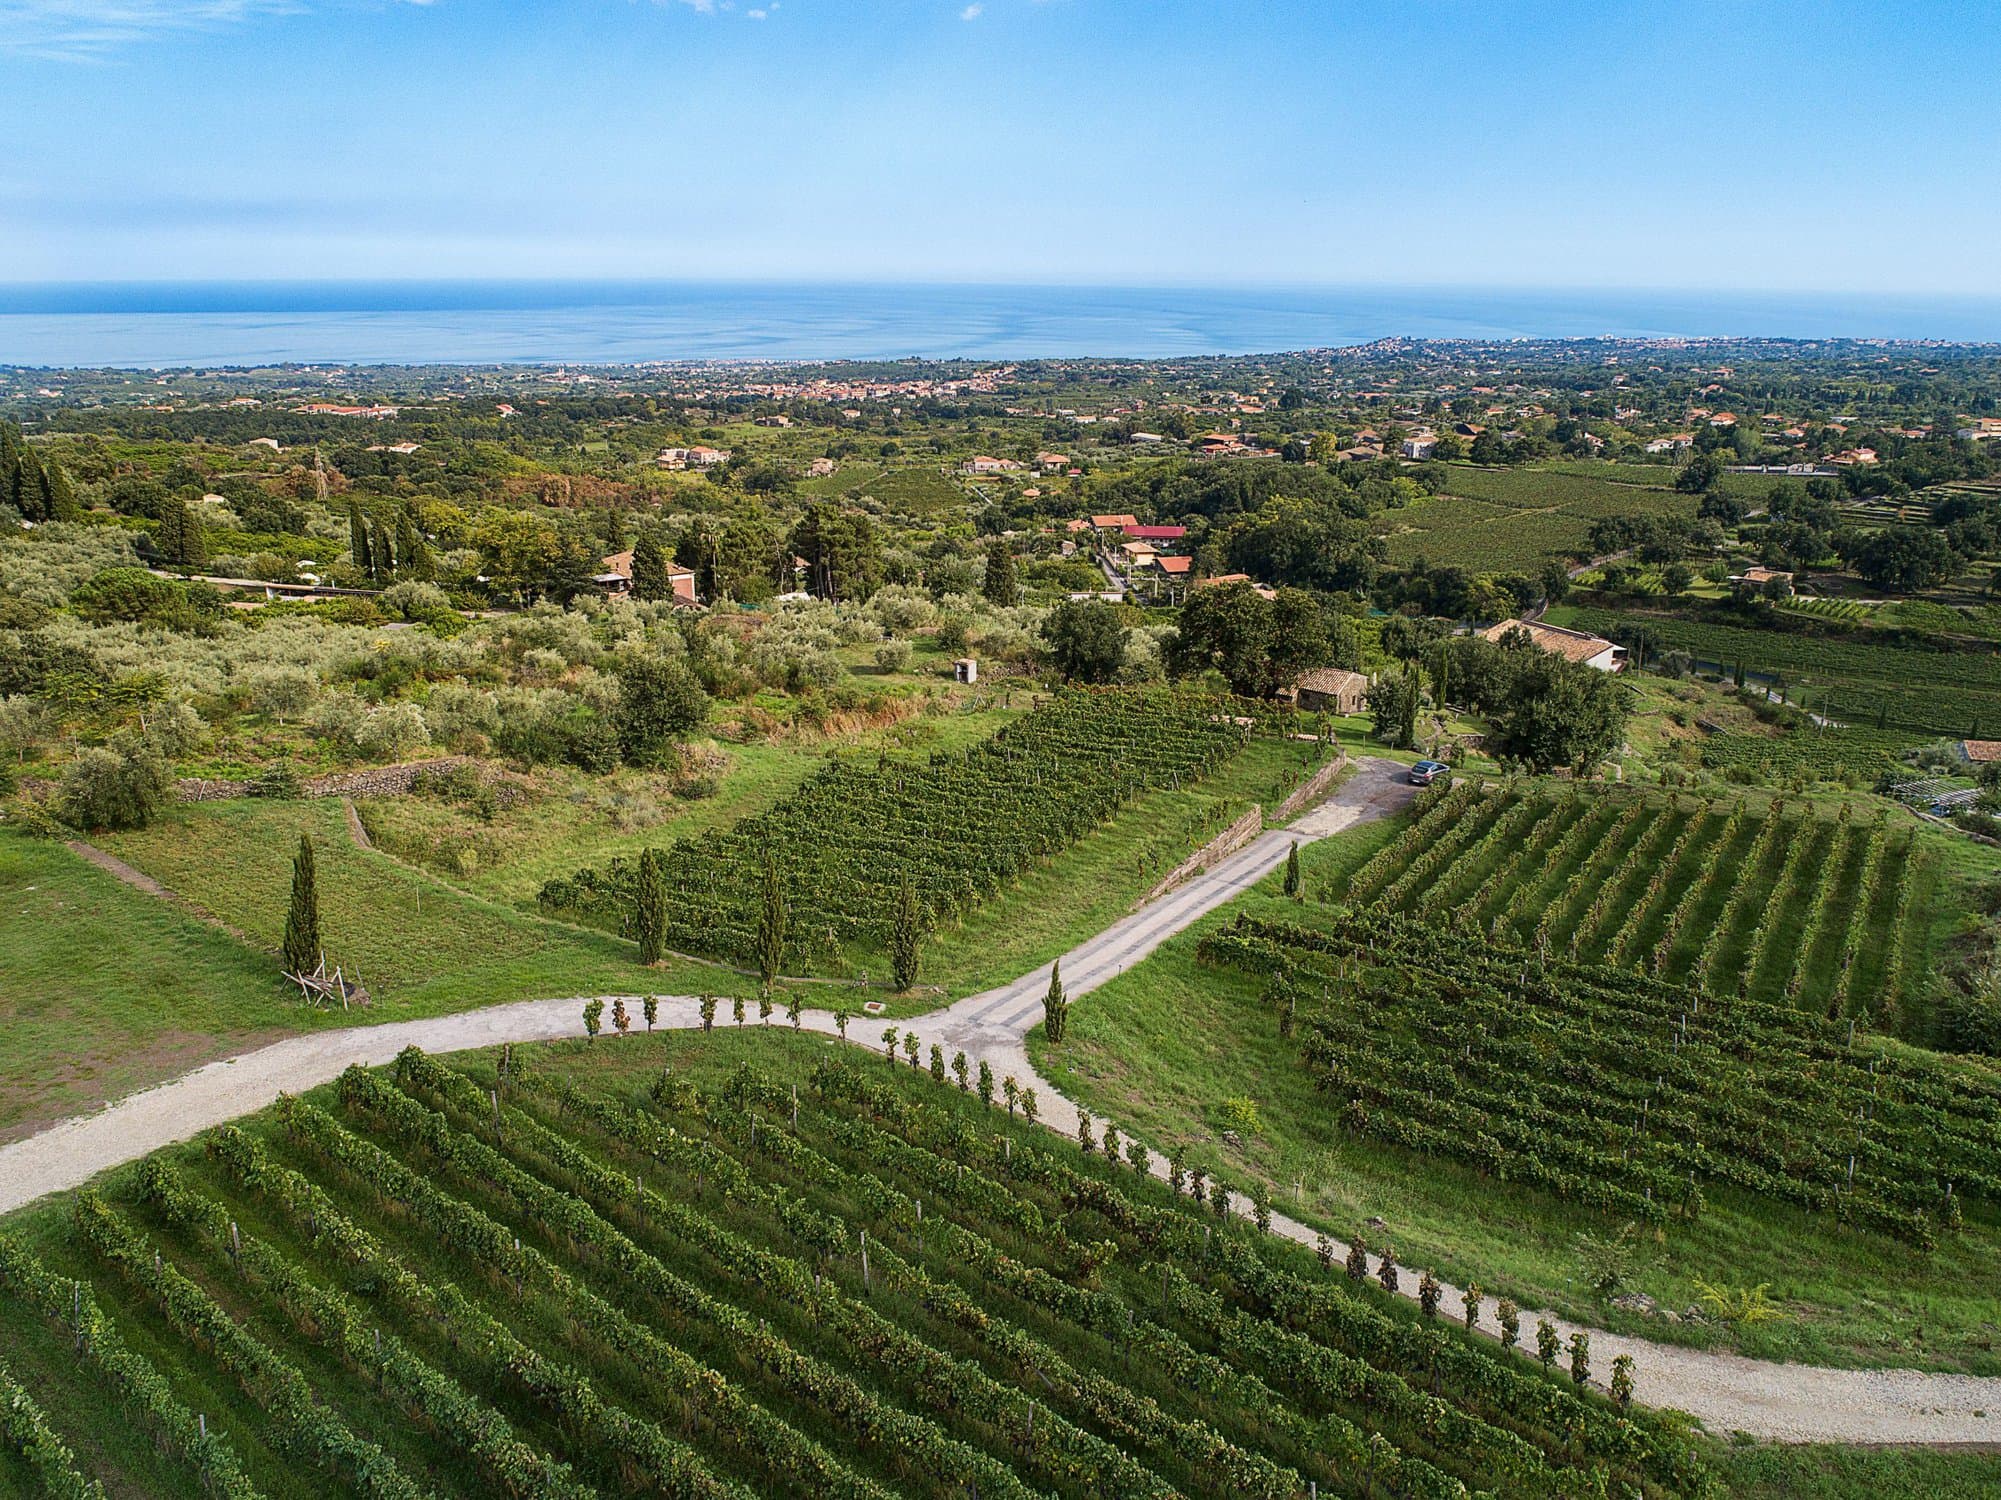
[10,757,1999,1444]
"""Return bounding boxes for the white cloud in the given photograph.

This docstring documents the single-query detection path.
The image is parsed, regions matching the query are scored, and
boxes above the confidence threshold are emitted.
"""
[0,0,414,60]
[959,3,981,17]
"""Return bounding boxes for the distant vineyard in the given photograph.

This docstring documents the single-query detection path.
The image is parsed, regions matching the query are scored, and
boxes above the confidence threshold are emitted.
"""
[0,1046,1709,1497]
[1378,469,1696,572]
[538,689,1270,967]
[1698,726,1922,784]
[1202,910,1999,1248]
[1336,783,1932,1018]
[1561,606,2001,738]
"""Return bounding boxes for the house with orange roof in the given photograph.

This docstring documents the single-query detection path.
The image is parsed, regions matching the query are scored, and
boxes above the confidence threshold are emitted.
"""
[1195,573,1278,601]
[1479,618,1625,672]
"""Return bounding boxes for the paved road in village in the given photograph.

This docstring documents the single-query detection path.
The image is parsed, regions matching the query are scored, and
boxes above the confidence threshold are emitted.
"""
[3,757,1997,1444]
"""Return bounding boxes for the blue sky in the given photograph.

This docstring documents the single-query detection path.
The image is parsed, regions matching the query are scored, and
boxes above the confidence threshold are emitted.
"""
[2,0,1997,291]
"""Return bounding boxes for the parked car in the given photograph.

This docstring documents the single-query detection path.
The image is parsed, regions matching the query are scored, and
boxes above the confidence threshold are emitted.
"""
[1408,759,1450,786]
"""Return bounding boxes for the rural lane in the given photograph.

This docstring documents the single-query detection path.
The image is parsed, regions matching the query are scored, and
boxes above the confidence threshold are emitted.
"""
[4,757,1998,1445]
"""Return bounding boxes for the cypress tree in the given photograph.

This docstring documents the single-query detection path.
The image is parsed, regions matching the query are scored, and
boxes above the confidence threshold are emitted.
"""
[155,495,185,564]
[1399,666,1420,749]
[369,518,395,580]
[756,849,788,985]
[157,495,207,570]
[396,506,432,580]
[889,876,920,991]
[46,461,78,523]
[631,528,672,601]
[1283,841,1302,899]
[1042,959,1069,1043]
[981,539,1019,607]
[348,502,370,573]
[635,847,666,965]
[282,835,321,976]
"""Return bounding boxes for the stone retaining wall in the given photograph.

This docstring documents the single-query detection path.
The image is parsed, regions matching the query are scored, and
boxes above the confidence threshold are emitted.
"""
[1271,755,1348,823]
[174,756,475,804]
[1142,803,1264,905]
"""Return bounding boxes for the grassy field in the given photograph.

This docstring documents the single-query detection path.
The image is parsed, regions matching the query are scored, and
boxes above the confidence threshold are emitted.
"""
[1031,815,2001,1376]
[0,834,299,1143]
[95,798,740,1007]
[0,1029,1709,1498]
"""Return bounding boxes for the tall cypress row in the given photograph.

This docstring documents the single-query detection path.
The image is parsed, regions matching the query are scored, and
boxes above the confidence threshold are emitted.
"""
[756,850,788,985]
[1042,959,1068,1043]
[282,835,321,976]
[349,502,370,574]
[369,518,395,580]
[635,847,666,965]
[890,876,920,991]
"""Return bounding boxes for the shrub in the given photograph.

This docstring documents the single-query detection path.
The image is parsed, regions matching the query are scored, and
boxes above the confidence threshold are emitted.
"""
[57,741,171,831]
[873,638,913,673]
[1217,1095,1263,1137]
[245,666,318,722]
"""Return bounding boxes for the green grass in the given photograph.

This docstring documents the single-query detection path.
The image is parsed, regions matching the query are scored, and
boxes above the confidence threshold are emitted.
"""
[0,833,297,1142]
[1030,816,2001,1375]
[1714,1443,2001,1498]
[93,798,750,1007]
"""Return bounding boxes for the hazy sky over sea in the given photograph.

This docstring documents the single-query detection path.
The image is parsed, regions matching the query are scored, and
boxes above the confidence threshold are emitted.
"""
[1,1,1996,295]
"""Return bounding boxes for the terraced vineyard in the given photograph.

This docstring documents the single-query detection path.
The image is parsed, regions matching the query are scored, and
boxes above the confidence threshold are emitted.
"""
[1201,910,2001,1248]
[537,689,1275,969]
[1557,605,2001,737]
[0,1044,1709,1498]
[1335,783,1933,1019]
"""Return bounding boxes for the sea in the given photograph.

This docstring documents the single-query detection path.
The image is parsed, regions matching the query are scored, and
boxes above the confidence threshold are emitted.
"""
[3,281,2000,369]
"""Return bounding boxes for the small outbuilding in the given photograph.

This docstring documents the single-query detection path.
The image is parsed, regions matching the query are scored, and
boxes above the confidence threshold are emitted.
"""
[1291,667,1370,715]
[954,658,979,685]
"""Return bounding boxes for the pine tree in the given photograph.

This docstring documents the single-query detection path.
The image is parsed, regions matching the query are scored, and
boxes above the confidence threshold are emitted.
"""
[1283,841,1302,899]
[634,847,666,964]
[631,528,672,601]
[981,539,1019,607]
[282,835,320,977]
[1042,959,1069,1043]
[889,876,920,991]
[756,849,787,985]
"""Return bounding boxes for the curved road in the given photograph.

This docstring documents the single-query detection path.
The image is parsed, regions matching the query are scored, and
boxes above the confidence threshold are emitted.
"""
[2,758,1996,1445]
